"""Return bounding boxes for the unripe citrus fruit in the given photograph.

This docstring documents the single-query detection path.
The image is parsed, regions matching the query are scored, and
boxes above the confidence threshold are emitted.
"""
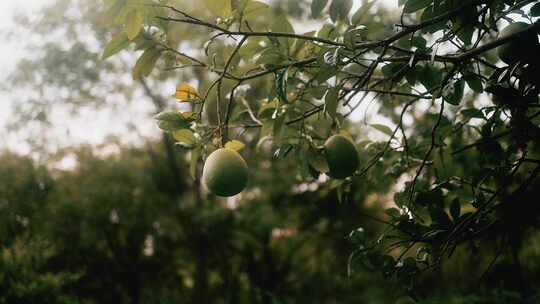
[497,22,538,65]
[202,148,248,197]
[324,135,359,179]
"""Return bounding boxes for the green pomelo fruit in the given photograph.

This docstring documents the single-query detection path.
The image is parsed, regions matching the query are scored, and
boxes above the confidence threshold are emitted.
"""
[202,148,248,197]
[497,22,538,65]
[324,135,359,179]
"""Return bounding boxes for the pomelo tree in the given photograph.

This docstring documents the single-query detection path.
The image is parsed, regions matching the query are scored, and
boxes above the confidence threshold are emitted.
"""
[101,0,540,300]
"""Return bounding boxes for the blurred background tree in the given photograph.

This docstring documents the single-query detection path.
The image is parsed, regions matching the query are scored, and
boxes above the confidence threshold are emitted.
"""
[1,0,539,303]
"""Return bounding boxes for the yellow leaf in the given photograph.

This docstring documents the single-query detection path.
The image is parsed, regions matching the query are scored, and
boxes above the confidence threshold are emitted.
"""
[225,140,245,152]
[175,83,200,101]
[181,111,195,119]
[172,129,196,147]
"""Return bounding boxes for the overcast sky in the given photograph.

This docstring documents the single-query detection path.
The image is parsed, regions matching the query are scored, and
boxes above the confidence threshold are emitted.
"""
[0,0,50,69]
[0,1,49,153]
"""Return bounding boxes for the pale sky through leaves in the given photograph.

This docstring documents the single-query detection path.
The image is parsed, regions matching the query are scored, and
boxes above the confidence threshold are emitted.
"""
[0,0,397,154]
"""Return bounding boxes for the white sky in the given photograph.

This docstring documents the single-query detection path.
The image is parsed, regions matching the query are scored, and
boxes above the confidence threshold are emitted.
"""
[0,0,50,69]
[0,1,51,153]
[0,0,397,155]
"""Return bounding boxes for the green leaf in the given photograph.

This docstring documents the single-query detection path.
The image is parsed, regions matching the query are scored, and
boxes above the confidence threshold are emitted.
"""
[273,113,286,141]
[104,0,126,22]
[275,69,289,103]
[102,32,130,59]
[403,0,432,14]
[464,74,483,93]
[271,14,294,52]
[405,65,422,85]
[455,24,474,45]
[172,129,196,147]
[370,124,394,137]
[418,65,442,91]
[297,145,313,180]
[125,9,144,40]
[329,0,352,22]
[258,99,279,119]
[381,63,407,81]
[155,111,193,131]
[255,48,284,66]
[317,23,336,39]
[155,111,183,122]
[434,117,452,144]
[403,257,416,269]
[394,191,407,208]
[415,186,443,207]
[530,2,540,16]
[112,5,130,25]
[132,47,161,79]
[308,147,329,173]
[443,79,465,105]
[420,5,447,33]
[239,37,264,57]
[311,0,328,18]
[243,1,269,20]
[233,0,249,10]
[203,0,231,17]
[348,227,366,245]
[133,33,154,51]
[461,108,484,119]
[307,85,328,99]
[385,208,401,219]
[429,207,452,227]
[411,36,427,50]
[273,144,294,159]
[450,198,461,221]
[351,0,375,25]
[190,147,201,179]
[337,182,351,203]
[271,14,294,33]
[324,87,339,118]
[292,31,315,57]
[315,67,337,83]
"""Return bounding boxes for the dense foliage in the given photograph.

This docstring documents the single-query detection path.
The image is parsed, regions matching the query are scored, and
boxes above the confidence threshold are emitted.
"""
[0,142,396,303]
